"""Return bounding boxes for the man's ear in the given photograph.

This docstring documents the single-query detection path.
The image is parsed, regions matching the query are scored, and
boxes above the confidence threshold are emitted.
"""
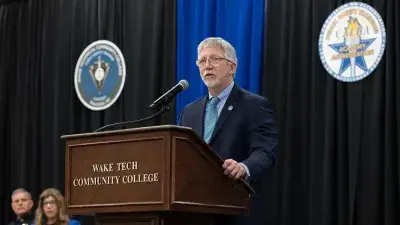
[230,61,237,74]
[28,199,34,209]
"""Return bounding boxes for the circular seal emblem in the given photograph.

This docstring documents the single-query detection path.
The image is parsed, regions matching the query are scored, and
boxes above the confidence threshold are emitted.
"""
[319,2,386,82]
[74,40,126,111]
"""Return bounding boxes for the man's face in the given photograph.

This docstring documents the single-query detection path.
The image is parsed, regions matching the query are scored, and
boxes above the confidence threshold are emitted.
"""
[42,196,58,219]
[197,47,236,91]
[11,192,33,217]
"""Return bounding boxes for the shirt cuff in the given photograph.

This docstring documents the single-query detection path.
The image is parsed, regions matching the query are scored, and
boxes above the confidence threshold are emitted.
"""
[239,162,250,179]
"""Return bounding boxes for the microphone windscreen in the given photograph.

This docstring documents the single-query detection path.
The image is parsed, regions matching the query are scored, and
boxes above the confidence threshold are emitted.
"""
[179,79,189,90]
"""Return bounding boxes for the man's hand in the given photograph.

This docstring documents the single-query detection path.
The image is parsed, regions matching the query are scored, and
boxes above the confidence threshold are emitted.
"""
[222,159,246,180]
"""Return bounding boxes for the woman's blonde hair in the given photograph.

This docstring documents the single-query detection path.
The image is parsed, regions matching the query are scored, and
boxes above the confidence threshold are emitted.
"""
[35,188,69,225]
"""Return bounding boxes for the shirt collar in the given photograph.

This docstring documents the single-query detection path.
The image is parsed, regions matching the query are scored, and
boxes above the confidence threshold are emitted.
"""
[208,81,234,101]
[16,213,34,223]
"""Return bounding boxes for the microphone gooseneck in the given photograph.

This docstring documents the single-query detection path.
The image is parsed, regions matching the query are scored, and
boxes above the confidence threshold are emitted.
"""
[94,104,172,132]
[93,80,189,132]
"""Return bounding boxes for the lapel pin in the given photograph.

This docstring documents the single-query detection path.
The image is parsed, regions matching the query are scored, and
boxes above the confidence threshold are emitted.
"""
[228,105,233,111]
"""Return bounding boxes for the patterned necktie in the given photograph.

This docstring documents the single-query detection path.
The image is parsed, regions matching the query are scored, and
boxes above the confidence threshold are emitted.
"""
[203,96,220,143]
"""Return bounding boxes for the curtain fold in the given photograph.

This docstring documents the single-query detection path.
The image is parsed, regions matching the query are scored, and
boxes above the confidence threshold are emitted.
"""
[262,0,400,225]
[0,0,176,223]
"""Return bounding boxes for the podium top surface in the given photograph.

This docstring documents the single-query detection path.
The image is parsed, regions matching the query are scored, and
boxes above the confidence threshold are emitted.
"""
[61,125,191,140]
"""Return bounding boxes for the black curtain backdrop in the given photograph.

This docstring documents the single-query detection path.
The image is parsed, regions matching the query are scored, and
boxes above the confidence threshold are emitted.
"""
[1,0,400,224]
[262,0,399,225]
[0,0,176,223]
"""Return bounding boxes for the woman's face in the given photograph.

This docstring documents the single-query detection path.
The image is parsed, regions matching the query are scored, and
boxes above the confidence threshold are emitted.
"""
[42,196,58,219]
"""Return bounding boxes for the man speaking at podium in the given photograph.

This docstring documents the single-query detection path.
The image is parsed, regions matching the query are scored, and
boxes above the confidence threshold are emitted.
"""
[178,37,277,225]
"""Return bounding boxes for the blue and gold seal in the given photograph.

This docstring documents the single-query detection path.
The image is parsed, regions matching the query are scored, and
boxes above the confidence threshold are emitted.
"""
[319,2,386,82]
[74,40,126,111]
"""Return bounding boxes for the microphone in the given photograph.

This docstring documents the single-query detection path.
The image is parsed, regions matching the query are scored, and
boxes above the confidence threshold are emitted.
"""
[149,80,189,109]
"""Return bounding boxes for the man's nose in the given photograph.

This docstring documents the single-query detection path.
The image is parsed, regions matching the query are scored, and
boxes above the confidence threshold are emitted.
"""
[205,65,214,70]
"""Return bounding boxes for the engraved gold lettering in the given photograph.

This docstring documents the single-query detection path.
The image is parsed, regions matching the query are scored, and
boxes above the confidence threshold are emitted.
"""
[117,161,138,171]
[127,161,138,170]
[72,175,120,186]
[92,163,114,173]
[153,173,159,182]
[121,173,160,184]
[72,161,160,187]
[92,164,101,172]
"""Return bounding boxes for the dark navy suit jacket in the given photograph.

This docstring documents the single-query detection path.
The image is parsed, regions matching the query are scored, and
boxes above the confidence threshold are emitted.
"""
[179,84,277,225]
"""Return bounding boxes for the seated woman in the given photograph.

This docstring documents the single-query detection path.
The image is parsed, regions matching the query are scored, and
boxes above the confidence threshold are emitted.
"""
[33,188,80,225]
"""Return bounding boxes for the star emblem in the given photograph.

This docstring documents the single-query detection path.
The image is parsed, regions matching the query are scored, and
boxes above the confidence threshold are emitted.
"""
[328,38,376,76]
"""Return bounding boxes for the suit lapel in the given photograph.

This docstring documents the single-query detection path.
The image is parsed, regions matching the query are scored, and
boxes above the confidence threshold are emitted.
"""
[192,96,207,138]
[208,85,240,144]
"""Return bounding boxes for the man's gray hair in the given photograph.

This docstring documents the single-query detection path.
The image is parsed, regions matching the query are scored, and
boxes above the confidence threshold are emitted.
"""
[11,188,32,200]
[197,37,238,63]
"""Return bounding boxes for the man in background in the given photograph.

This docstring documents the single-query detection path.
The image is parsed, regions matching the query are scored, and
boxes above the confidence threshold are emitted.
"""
[179,37,277,225]
[8,188,34,225]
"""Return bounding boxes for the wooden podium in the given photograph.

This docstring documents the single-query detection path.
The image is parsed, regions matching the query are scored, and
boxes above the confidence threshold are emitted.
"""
[61,125,254,225]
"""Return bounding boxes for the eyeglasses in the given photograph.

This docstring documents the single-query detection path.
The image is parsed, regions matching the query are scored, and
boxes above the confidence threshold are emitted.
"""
[42,200,56,206]
[196,56,232,67]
